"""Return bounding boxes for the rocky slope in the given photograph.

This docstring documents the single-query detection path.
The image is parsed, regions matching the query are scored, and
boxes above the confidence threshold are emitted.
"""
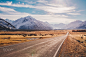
[0,18,15,30]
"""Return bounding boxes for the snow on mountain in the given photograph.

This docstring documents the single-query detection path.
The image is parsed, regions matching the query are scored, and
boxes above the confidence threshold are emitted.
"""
[63,20,83,29]
[5,19,14,24]
[12,16,53,30]
[0,18,15,30]
[76,21,86,29]
[51,20,84,29]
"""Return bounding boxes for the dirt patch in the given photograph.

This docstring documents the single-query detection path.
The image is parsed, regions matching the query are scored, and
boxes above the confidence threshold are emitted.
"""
[59,35,86,57]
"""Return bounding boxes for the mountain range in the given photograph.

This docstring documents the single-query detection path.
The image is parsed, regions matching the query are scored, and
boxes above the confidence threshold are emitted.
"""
[5,19,14,24]
[76,21,86,29]
[0,18,15,30]
[0,15,86,30]
[51,20,86,29]
[63,20,83,29]
[12,16,53,30]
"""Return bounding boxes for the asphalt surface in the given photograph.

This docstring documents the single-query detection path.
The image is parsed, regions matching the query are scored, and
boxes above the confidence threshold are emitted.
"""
[0,33,68,57]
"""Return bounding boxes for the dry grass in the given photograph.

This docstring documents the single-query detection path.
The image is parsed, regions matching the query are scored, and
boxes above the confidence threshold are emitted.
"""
[0,30,66,47]
[59,31,86,57]
[70,32,86,47]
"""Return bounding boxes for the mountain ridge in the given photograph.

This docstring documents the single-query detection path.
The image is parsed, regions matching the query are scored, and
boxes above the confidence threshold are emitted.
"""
[12,16,53,30]
[1,16,86,30]
[63,20,83,29]
[0,18,15,30]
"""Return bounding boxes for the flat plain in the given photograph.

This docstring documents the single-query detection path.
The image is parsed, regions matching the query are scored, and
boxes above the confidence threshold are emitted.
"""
[0,30,66,47]
[0,30,86,57]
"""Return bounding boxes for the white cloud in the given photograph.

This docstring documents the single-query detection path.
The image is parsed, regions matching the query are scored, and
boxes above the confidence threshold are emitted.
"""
[0,7,15,12]
[18,0,36,4]
[41,6,75,13]
[0,12,75,24]
[37,0,48,3]
[67,13,81,15]
[0,14,29,20]
[0,0,82,24]
[0,7,30,20]
[77,10,84,12]
[27,1,36,4]
[0,6,75,24]
[31,15,76,24]
[18,2,20,4]
[0,1,12,5]
[0,7,30,15]
[46,4,63,7]
[0,1,33,8]
[7,1,12,5]
[32,11,35,13]
[22,3,24,5]
[0,1,76,14]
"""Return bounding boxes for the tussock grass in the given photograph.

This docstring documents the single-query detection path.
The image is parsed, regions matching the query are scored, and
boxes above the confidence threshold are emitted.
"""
[0,30,66,47]
[69,31,86,47]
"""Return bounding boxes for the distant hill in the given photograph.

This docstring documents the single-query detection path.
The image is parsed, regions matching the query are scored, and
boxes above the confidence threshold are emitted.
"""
[51,20,84,29]
[12,16,53,30]
[0,18,15,30]
[63,20,83,29]
[76,21,86,29]
[2,17,85,30]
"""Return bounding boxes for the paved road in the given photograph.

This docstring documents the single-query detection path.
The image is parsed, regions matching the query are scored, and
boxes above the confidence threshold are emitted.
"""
[0,32,68,57]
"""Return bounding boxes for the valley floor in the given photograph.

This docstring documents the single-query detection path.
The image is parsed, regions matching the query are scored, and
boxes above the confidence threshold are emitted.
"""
[0,30,66,47]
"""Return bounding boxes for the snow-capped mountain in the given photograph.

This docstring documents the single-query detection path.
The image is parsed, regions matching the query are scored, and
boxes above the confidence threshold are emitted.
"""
[51,20,83,29]
[12,16,53,30]
[63,20,83,29]
[0,18,15,30]
[5,19,14,24]
[76,21,86,29]
[51,23,65,29]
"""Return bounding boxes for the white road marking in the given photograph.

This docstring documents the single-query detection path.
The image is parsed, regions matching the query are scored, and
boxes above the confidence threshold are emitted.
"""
[53,32,68,57]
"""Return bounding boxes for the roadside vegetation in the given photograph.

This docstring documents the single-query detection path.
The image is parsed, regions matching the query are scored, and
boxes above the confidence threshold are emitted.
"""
[59,30,86,57]
[0,30,66,47]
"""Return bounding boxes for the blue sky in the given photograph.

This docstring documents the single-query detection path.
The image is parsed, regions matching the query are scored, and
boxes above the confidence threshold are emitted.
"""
[0,0,86,24]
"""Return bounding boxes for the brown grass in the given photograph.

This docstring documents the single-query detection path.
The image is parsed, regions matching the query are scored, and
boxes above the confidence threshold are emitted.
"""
[0,30,66,47]
[59,31,86,57]
[69,31,86,47]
